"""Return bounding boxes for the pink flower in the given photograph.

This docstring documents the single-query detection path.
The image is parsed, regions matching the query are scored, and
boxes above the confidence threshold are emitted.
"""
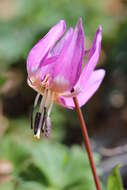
[27,18,105,139]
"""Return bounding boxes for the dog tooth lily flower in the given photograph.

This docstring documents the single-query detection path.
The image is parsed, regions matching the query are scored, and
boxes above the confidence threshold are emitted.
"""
[27,18,105,139]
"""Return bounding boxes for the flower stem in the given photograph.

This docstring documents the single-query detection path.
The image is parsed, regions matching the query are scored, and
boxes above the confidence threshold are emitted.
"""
[73,96,101,190]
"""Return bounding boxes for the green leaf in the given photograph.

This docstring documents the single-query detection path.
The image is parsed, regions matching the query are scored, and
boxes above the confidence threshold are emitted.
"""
[0,136,31,174]
[0,136,101,190]
[0,181,14,190]
[17,181,46,190]
[107,165,124,190]
[0,76,7,86]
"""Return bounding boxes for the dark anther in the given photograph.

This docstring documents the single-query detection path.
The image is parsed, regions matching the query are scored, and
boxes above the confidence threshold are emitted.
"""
[41,128,44,133]
[71,88,74,93]
[30,105,34,129]
[34,112,41,135]
[39,95,42,103]
[41,107,47,132]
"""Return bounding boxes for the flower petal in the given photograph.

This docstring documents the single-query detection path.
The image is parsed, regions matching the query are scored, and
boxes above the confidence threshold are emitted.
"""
[43,28,74,65]
[50,18,85,91]
[80,26,102,84]
[59,69,105,109]
[39,28,74,86]
[52,27,74,56]
[27,20,66,76]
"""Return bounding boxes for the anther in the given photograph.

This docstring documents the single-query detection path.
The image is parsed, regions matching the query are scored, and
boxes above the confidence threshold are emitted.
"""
[41,107,47,132]
[44,116,51,137]
[31,93,42,130]
[30,105,34,129]
[34,112,41,135]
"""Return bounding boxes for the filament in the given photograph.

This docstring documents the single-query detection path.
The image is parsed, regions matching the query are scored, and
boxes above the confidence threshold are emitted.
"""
[47,92,54,116]
[39,90,47,112]
[34,93,41,107]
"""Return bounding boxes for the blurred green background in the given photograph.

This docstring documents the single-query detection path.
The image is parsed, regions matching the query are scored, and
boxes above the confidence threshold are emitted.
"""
[0,0,127,189]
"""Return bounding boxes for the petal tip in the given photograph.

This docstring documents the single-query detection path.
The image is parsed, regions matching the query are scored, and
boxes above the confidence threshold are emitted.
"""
[96,25,102,42]
[102,69,106,78]
[59,19,66,31]
[77,17,83,28]
[75,17,84,37]
[97,69,106,80]
[78,17,83,23]
[98,25,102,32]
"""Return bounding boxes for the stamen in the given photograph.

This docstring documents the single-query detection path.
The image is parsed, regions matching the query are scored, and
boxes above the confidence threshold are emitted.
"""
[45,116,51,137]
[47,92,54,116]
[45,90,52,108]
[44,92,54,137]
[34,93,41,107]
[30,105,34,129]
[41,75,50,88]
[41,107,47,132]
[34,89,54,139]
[34,112,41,135]
[34,90,47,139]
[30,93,41,130]
[34,111,45,139]
[34,126,41,139]
[39,90,47,112]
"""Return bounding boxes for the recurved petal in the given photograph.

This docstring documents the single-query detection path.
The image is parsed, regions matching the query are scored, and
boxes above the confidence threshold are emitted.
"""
[27,20,66,76]
[59,69,105,109]
[79,26,102,85]
[50,18,85,92]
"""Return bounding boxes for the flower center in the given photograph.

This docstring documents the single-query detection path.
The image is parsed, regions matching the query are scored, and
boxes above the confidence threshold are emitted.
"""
[29,74,70,138]
[27,73,50,95]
